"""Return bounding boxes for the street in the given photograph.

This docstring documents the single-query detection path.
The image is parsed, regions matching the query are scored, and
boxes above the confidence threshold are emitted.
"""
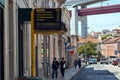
[72,63,120,80]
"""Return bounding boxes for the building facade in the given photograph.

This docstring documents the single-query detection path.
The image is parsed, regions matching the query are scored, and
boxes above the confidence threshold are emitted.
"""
[101,37,120,57]
[3,0,70,80]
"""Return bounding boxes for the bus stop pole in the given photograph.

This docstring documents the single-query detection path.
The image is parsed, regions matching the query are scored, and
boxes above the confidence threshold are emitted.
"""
[31,10,36,77]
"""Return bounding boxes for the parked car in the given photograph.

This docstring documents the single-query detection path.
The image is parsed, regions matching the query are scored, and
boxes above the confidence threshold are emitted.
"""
[100,58,108,64]
[108,56,117,64]
[112,60,118,66]
[88,58,97,64]
[81,58,86,63]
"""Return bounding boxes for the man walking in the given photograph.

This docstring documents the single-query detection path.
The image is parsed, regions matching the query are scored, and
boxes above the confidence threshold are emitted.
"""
[77,58,81,69]
[52,58,59,78]
[74,59,78,69]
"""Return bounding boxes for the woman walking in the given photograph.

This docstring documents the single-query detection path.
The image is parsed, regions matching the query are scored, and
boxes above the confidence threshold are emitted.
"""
[60,58,66,77]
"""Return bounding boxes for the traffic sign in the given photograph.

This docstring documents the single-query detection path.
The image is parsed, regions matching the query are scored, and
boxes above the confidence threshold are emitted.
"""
[66,46,74,51]
[65,42,70,48]
[114,50,118,55]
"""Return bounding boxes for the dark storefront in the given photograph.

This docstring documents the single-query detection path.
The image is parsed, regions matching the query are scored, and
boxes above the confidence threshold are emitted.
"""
[0,4,4,80]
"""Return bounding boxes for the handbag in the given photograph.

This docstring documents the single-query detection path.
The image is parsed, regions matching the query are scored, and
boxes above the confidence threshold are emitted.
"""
[63,63,66,68]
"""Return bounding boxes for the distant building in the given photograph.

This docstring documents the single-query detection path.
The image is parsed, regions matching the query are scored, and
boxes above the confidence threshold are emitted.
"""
[102,29,111,35]
[101,36,120,57]
[78,35,101,44]
[112,28,120,37]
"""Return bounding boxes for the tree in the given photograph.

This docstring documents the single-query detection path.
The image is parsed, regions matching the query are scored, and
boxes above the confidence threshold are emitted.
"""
[101,34,112,40]
[78,41,100,58]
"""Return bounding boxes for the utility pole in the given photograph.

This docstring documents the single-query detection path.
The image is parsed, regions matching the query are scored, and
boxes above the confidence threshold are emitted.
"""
[85,35,87,64]
[85,27,88,64]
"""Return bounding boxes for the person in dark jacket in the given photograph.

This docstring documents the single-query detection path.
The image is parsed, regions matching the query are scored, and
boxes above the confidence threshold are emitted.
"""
[77,58,81,69]
[52,58,59,78]
[74,59,78,69]
[60,57,66,77]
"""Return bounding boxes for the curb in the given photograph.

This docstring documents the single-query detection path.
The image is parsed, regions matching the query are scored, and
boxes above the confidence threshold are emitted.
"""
[71,64,87,80]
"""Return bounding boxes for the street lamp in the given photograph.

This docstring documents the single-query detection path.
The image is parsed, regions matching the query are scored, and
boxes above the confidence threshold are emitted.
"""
[84,27,89,64]
[85,34,87,64]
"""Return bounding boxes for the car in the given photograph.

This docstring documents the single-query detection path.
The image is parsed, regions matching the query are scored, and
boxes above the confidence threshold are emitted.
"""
[108,56,117,64]
[81,58,86,63]
[112,58,120,66]
[112,60,118,66]
[88,58,97,64]
[100,58,108,64]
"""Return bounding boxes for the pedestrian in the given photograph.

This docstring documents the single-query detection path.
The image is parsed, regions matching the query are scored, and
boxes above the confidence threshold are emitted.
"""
[52,57,59,78]
[60,57,66,77]
[77,58,81,69]
[74,59,77,69]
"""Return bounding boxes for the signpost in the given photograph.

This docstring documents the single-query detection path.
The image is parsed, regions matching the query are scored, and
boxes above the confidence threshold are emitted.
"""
[31,8,61,77]
[66,46,74,51]
[31,8,63,77]
[31,10,36,77]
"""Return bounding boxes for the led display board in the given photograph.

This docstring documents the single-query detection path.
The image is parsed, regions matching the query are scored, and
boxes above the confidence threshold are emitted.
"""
[34,8,61,32]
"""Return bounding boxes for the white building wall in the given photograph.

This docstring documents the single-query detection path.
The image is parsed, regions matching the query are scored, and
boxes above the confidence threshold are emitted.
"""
[4,0,19,79]
[17,0,26,8]
[4,0,70,79]
[4,0,9,80]
[71,7,78,35]
[13,0,19,78]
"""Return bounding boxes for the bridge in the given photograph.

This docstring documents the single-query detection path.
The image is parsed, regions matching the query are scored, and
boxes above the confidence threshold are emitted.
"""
[65,0,120,36]
[78,4,120,16]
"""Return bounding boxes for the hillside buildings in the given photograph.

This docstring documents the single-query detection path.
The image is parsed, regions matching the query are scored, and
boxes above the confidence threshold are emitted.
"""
[77,28,120,58]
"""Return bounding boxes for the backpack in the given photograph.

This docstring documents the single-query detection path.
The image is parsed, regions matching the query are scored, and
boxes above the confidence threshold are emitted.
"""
[55,61,59,68]
[52,61,59,69]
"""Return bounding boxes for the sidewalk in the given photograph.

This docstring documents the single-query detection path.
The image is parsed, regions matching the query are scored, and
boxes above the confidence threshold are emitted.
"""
[41,63,85,80]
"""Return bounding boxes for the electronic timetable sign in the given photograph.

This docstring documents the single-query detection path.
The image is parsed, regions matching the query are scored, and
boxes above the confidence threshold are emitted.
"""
[34,8,61,32]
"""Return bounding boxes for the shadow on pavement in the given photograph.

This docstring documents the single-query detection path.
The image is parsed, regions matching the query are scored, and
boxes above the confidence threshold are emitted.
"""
[71,66,119,80]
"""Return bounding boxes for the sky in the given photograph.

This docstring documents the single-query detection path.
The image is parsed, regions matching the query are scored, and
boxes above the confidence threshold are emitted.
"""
[66,0,120,35]
[87,0,120,33]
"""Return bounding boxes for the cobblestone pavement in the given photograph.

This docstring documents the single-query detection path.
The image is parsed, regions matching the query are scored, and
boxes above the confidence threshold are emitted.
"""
[72,64,120,80]
[39,63,85,80]
[44,67,79,80]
